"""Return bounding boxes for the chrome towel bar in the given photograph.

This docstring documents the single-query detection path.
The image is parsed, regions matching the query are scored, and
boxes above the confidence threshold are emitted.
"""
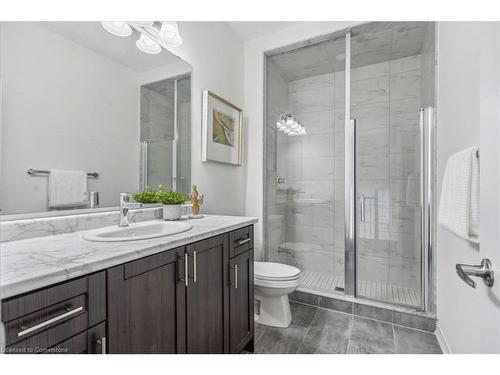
[27,168,99,178]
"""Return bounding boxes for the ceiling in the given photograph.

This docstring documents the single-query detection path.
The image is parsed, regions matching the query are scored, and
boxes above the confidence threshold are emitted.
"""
[268,22,431,81]
[38,22,185,73]
[226,21,303,41]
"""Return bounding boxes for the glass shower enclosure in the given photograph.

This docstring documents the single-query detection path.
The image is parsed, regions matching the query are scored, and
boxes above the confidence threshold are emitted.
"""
[264,22,436,312]
[140,74,191,196]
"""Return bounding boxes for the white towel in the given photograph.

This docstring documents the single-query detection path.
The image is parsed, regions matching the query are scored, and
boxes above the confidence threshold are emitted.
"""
[438,146,480,243]
[48,169,88,208]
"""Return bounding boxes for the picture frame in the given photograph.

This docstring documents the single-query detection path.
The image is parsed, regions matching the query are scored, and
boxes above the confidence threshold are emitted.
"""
[202,90,243,166]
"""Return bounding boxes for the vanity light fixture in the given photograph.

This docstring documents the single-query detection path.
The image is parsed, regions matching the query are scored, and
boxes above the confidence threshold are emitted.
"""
[276,114,306,136]
[136,33,162,55]
[101,21,183,55]
[101,21,133,37]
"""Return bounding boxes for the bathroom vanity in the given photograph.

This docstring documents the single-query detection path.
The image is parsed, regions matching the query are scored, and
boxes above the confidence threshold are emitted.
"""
[1,214,256,354]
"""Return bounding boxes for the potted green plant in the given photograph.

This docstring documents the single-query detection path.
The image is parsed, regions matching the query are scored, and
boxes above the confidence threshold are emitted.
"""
[132,189,159,204]
[156,191,190,220]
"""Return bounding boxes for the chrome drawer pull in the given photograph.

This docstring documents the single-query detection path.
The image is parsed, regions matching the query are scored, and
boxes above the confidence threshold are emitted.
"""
[184,253,189,287]
[17,306,84,337]
[193,251,197,283]
[236,238,250,246]
[234,265,238,289]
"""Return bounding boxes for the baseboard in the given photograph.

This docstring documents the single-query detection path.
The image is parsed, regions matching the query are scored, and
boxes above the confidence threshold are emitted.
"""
[435,322,452,354]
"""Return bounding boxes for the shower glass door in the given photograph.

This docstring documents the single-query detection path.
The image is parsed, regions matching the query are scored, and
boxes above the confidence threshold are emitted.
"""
[264,34,346,296]
[347,22,433,308]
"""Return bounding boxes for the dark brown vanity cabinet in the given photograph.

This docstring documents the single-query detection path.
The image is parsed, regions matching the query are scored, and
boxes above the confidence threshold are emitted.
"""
[1,272,107,354]
[1,225,254,354]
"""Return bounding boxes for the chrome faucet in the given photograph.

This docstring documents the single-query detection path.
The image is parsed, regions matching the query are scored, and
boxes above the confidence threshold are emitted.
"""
[119,193,142,227]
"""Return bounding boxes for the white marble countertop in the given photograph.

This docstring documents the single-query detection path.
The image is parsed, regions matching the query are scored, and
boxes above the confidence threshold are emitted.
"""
[1,215,258,299]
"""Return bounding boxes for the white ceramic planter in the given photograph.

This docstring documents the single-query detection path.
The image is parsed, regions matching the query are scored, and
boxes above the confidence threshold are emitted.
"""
[162,204,192,221]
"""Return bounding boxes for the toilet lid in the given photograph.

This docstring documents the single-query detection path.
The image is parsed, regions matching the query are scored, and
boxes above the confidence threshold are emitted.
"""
[254,262,301,280]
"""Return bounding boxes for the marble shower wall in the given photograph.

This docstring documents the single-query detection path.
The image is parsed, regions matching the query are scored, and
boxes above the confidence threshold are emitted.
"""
[282,72,338,275]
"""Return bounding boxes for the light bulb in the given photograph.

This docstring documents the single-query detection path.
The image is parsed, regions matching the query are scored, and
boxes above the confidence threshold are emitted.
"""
[136,34,161,54]
[160,21,178,39]
[160,22,183,47]
[101,21,132,37]
[164,34,183,47]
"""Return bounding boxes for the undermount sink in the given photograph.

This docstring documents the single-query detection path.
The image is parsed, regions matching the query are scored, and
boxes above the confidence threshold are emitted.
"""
[83,220,193,242]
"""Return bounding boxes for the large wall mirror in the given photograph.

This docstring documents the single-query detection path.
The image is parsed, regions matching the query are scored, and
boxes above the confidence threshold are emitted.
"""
[0,22,191,217]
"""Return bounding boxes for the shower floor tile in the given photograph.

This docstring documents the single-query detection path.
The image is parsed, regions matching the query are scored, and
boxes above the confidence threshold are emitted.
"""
[299,270,420,307]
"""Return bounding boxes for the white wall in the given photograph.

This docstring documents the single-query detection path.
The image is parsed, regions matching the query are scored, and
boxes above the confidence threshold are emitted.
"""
[173,22,246,216]
[437,21,500,354]
[0,22,140,214]
[242,22,359,260]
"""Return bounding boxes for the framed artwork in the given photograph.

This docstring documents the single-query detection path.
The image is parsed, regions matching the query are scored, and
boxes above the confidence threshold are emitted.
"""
[202,90,243,166]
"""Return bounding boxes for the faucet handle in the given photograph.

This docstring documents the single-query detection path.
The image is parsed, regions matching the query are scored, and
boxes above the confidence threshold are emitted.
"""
[120,192,132,203]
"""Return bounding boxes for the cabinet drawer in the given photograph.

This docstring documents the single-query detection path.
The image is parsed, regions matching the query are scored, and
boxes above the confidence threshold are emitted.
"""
[229,225,254,258]
[1,271,106,351]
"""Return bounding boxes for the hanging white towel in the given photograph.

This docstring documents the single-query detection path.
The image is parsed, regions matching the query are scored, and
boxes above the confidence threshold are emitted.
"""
[438,146,480,243]
[48,169,88,208]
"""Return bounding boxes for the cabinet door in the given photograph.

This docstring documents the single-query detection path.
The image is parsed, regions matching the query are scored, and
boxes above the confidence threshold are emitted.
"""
[107,247,186,354]
[185,235,229,353]
[229,250,254,353]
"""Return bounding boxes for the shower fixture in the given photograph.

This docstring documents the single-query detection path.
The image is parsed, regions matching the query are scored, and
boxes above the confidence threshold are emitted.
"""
[101,21,183,55]
[276,114,306,136]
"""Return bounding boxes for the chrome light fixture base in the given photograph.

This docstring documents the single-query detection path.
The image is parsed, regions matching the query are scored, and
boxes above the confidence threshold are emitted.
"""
[101,21,183,55]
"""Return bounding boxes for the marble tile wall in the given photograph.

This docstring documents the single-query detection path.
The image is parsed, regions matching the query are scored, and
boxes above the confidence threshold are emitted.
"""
[283,72,338,275]
[140,85,175,143]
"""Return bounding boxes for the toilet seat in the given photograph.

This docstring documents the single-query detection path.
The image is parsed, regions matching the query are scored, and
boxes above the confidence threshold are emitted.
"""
[254,277,300,289]
[254,262,301,281]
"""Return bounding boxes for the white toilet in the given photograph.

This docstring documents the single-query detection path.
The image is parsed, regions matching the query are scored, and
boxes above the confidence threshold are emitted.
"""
[254,262,301,328]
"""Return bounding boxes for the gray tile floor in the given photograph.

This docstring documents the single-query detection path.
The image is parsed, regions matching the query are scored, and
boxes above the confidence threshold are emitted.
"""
[254,302,442,354]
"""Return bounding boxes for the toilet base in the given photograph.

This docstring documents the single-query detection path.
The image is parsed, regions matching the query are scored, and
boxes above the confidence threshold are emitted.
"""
[254,293,292,328]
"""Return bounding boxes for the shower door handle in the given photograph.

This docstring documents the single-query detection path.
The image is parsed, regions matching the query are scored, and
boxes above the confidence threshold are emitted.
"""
[456,259,494,288]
